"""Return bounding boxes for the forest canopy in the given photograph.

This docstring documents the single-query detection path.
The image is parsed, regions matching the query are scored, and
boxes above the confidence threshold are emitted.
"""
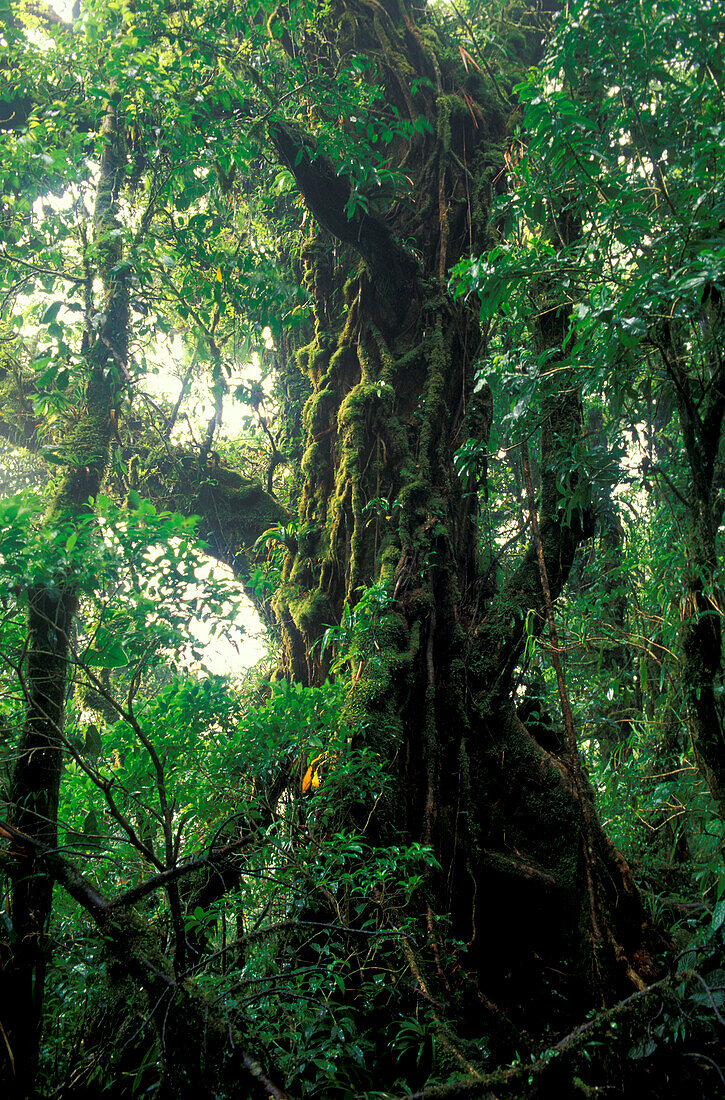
[0,0,724,1097]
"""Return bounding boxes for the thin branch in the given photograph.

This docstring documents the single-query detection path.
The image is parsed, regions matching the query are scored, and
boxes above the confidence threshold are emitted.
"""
[0,248,87,284]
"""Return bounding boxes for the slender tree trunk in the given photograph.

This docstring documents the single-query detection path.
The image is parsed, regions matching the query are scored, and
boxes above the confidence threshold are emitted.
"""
[658,321,725,821]
[0,95,127,1096]
[1,384,114,1098]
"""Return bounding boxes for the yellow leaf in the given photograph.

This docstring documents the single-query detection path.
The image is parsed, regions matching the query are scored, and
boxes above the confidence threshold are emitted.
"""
[302,752,324,793]
[215,267,223,282]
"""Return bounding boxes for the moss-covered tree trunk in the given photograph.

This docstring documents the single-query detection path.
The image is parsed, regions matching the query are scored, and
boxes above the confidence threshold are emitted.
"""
[0,97,127,1099]
[269,0,658,1044]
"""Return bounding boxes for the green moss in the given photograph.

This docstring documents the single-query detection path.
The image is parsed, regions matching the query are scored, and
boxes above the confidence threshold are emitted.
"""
[51,371,113,520]
[436,93,468,154]
[379,544,401,587]
[327,342,351,379]
[342,267,364,307]
[139,446,287,557]
[302,385,336,436]
[296,345,310,374]
[287,586,333,637]
[349,478,366,593]
[296,523,321,558]
[336,9,358,50]
[308,341,329,384]
[341,609,418,758]
[295,331,333,387]
[300,440,322,479]
[337,380,379,429]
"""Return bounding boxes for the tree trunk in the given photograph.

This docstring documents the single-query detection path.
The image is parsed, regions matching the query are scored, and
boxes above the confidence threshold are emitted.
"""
[0,96,127,1097]
[657,318,725,821]
[267,0,659,1042]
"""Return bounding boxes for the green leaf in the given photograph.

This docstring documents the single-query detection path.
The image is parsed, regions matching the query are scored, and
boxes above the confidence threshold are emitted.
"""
[40,301,63,324]
[64,829,87,848]
[82,810,101,847]
[41,450,70,466]
[82,642,130,669]
[84,723,103,756]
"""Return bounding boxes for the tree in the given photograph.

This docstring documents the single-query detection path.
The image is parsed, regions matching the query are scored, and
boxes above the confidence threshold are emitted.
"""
[460,0,725,821]
[0,0,722,1097]
[258,0,657,1028]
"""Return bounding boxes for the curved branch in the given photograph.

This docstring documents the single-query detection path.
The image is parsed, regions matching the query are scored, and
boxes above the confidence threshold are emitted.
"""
[400,977,670,1100]
[269,120,418,312]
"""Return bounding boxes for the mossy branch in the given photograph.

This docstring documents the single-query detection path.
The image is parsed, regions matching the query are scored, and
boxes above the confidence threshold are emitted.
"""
[269,120,418,302]
[400,977,673,1100]
[0,821,292,1099]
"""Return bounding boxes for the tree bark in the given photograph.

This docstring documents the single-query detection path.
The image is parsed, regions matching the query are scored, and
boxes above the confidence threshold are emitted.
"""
[0,95,127,1097]
[657,319,725,822]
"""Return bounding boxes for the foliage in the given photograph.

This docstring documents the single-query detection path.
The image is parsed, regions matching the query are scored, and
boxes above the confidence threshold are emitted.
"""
[0,0,724,1097]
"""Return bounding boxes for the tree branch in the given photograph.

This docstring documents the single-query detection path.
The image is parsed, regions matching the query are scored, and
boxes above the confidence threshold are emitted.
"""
[269,121,418,304]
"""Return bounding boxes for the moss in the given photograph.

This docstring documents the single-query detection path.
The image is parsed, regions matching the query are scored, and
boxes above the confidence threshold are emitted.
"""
[417,318,447,475]
[342,266,364,307]
[309,341,330,384]
[300,440,322,479]
[379,544,401,587]
[295,329,333,387]
[300,467,334,526]
[296,522,321,558]
[287,586,333,637]
[302,384,336,436]
[51,370,114,520]
[198,477,286,550]
[127,453,140,489]
[139,446,288,563]
[295,345,310,374]
[435,93,468,154]
[327,342,351,379]
[336,8,358,51]
[341,609,418,763]
[337,380,380,429]
[385,415,412,469]
[349,478,366,593]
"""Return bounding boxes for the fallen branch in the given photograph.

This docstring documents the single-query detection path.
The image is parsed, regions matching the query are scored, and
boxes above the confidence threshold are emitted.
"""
[399,977,671,1100]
